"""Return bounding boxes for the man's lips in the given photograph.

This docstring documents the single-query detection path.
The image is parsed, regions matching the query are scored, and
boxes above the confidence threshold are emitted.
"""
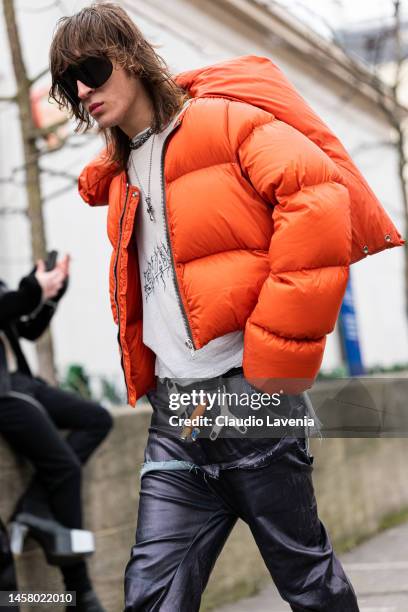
[89,102,104,115]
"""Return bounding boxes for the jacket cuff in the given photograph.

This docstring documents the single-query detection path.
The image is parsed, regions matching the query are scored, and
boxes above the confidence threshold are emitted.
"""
[19,274,43,313]
[243,320,323,394]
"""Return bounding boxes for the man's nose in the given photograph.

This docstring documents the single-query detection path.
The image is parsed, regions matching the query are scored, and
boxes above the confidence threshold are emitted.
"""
[76,79,93,100]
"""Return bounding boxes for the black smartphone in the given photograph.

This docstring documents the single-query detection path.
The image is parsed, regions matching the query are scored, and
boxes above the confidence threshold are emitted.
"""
[45,250,58,271]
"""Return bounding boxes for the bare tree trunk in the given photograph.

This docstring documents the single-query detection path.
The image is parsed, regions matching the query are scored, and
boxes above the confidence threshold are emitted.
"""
[3,0,57,384]
[395,124,408,317]
[392,0,408,317]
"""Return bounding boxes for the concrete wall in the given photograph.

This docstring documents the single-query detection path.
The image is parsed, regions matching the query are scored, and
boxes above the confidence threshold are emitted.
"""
[1,380,408,611]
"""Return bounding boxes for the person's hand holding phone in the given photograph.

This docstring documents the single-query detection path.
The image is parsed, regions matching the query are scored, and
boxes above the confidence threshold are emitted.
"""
[34,254,70,301]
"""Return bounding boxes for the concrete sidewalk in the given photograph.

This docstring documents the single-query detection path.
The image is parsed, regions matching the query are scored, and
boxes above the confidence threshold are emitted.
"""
[216,520,408,612]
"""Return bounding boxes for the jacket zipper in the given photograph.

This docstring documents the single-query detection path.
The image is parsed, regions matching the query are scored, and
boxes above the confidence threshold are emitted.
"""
[113,181,130,386]
[160,119,196,356]
[114,110,195,400]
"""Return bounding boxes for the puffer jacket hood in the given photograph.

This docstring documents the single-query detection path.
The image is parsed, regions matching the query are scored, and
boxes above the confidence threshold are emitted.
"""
[175,55,404,263]
[78,55,404,406]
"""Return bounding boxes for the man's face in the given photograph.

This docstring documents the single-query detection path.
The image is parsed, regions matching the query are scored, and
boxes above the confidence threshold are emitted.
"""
[75,61,145,130]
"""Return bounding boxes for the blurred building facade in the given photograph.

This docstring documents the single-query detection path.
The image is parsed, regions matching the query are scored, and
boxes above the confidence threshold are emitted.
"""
[0,0,406,397]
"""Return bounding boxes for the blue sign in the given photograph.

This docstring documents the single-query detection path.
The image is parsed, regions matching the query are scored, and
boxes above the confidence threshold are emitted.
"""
[339,275,365,376]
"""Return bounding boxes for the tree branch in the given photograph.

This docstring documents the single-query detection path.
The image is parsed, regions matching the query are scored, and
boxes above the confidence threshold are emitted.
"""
[0,94,16,102]
[0,206,28,216]
[29,66,49,85]
[30,117,68,139]
[43,183,76,202]
[39,166,78,182]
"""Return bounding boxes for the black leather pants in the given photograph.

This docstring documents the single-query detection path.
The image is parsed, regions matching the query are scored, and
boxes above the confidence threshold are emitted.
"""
[124,375,359,612]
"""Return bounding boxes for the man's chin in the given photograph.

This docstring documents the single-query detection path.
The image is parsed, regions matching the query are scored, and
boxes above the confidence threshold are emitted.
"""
[94,115,118,130]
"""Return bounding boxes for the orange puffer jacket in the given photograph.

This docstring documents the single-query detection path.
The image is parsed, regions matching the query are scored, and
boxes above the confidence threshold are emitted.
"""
[79,56,404,406]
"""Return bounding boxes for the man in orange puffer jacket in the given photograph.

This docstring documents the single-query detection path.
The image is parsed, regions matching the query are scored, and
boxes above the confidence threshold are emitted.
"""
[49,3,403,610]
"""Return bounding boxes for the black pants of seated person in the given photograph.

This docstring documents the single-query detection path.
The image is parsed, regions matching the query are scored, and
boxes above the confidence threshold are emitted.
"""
[0,372,113,594]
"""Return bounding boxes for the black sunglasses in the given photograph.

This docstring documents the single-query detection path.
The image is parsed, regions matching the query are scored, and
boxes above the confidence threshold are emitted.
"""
[57,56,113,106]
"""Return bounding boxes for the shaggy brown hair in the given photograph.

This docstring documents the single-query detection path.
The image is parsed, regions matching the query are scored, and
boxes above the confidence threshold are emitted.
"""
[49,2,189,171]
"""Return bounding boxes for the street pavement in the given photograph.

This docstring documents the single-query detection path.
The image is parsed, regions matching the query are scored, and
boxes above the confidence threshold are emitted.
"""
[216,521,408,612]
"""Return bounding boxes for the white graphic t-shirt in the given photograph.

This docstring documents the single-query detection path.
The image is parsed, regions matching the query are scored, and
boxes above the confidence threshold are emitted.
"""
[128,101,243,381]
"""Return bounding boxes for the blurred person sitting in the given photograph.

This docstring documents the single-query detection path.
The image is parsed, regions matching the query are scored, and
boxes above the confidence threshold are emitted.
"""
[0,254,113,612]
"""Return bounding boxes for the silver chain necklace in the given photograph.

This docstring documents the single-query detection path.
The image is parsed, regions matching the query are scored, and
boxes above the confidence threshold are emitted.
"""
[130,133,156,222]
[129,126,154,150]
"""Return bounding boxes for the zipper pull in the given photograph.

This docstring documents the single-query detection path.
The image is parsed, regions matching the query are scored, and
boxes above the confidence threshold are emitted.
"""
[185,338,195,357]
